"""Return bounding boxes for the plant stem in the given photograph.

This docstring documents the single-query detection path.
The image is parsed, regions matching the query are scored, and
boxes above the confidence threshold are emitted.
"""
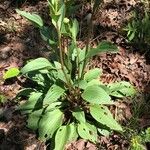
[74,40,80,84]
[57,26,73,91]
[81,13,93,78]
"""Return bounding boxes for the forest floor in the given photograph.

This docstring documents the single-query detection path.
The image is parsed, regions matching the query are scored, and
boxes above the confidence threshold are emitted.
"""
[0,0,150,150]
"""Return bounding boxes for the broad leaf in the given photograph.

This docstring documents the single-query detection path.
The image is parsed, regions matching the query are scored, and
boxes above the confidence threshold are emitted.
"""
[76,80,88,89]
[77,122,97,143]
[39,109,63,140]
[51,14,59,29]
[3,68,20,79]
[77,79,102,90]
[40,26,51,41]
[54,61,70,83]
[16,88,35,98]
[87,79,102,87]
[84,68,102,82]
[86,41,118,58]
[16,9,43,27]
[108,81,136,98]
[18,92,43,113]
[27,109,43,130]
[43,84,65,105]
[99,85,110,94]
[129,31,136,41]
[40,26,57,45]
[82,85,113,104]
[97,128,110,136]
[57,4,65,31]
[47,0,55,13]
[21,58,53,74]
[72,109,86,123]
[90,105,122,131]
[70,19,79,40]
[46,102,63,112]
[54,124,78,150]
[27,71,46,86]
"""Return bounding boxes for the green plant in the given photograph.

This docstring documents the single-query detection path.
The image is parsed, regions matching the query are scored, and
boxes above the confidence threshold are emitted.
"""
[124,5,150,49]
[130,127,150,150]
[3,67,20,80]
[16,0,136,149]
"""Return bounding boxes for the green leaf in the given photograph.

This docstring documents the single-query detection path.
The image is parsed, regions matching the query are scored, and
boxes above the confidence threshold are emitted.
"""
[76,80,88,89]
[17,88,35,96]
[3,68,20,79]
[54,61,70,83]
[76,79,102,90]
[27,72,46,86]
[90,105,122,131]
[40,26,57,45]
[21,58,53,74]
[87,79,102,87]
[43,84,65,105]
[97,128,110,136]
[129,31,136,41]
[99,85,111,94]
[48,0,55,13]
[51,14,59,29]
[70,45,77,61]
[84,68,102,82]
[82,85,113,104]
[70,19,79,40]
[54,124,78,150]
[57,4,66,31]
[27,109,43,130]
[144,128,150,142]
[77,122,97,143]
[108,81,136,98]
[72,109,86,123]
[46,102,63,112]
[40,26,51,41]
[61,22,71,37]
[39,109,63,140]
[18,92,43,113]
[16,9,43,28]
[131,136,146,150]
[40,25,58,47]
[86,41,118,58]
